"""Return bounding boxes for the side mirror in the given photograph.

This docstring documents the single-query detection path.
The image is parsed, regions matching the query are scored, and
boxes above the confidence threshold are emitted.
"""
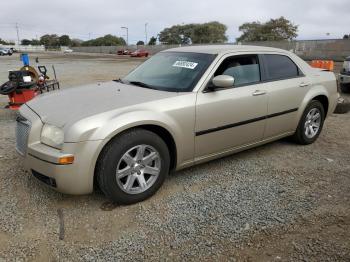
[211,75,235,89]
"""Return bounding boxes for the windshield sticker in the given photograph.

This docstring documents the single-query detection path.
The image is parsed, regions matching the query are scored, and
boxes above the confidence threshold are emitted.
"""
[173,61,198,69]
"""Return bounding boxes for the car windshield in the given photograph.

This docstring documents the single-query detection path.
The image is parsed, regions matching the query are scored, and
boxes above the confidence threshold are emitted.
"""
[123,52,216,92]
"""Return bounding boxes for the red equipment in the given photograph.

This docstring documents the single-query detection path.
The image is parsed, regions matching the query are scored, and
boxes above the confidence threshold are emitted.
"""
[7,89,39,110]
[0,67,60,110]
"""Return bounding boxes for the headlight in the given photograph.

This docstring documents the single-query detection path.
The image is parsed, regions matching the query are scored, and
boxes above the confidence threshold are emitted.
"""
[41,124,64,149]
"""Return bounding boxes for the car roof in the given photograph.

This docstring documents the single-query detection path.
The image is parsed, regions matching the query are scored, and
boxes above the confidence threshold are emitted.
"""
[164,45,288,55]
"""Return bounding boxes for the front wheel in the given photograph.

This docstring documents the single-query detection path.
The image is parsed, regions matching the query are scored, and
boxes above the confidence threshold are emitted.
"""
[292,100,325,145]
[96,129,170,204]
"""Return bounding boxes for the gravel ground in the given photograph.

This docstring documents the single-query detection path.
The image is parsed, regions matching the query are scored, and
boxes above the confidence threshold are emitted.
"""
[0,113,349,261]
[0,53,349,261]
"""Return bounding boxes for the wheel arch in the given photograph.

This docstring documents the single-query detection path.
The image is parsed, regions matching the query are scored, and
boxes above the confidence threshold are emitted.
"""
[311,94,329,117]
[93,124,178,189]
[299,85,330,121]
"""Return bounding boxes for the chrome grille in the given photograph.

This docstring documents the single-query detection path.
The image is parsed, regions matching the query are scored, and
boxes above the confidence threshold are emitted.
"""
[16,116,31,156]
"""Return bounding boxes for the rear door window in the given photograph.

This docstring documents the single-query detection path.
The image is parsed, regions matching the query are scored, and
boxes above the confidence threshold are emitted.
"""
[263,54,300,81]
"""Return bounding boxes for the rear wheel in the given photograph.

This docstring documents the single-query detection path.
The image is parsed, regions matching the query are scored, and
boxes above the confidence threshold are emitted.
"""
[292,100,325,145]
[96,128,170,204]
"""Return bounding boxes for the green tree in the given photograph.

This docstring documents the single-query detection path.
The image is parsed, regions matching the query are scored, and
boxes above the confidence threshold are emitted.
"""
[136,40,145,45]
[192,22,227,44]
[40,34,60,47]
[21,39,32,45]
[237,17,298,42]
[148,36,157,45]
[159,24,194,44]
[0,38,14,45]
[71,39,83,47]
[30,39,41,45]
[82,34,126,46]
[59,35,71,46]
[344,34,349,39]
[159,22,228,45]
[21,39,41,45]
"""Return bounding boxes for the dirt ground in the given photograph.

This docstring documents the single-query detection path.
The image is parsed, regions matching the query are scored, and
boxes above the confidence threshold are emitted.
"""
[0,52,349,261]
[0,52,145,106]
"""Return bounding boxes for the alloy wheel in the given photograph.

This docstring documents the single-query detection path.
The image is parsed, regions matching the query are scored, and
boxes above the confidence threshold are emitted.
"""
[304,108,321,139]
[116,144,161,194]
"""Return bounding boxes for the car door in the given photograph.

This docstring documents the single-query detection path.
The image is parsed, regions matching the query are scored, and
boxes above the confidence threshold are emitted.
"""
[259,54,311,138]
[195,54,268,159]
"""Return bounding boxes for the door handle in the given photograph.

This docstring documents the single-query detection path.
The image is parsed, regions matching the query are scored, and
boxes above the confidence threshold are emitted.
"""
[299,82,309,87]
[252,90,267,96]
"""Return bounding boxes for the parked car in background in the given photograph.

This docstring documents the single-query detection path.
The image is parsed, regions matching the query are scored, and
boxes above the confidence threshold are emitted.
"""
[0,47,12,56]
[17,45,338,204]
[63,48,73,53]
[117,49,132,55]
[130,49,149,57]
[339,56,350,93]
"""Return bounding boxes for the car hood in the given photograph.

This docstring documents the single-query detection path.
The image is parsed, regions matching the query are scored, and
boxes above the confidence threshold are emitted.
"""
[26,81,178,127]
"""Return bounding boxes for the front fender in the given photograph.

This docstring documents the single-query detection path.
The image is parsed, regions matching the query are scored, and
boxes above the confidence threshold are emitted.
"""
[67,109,191,172]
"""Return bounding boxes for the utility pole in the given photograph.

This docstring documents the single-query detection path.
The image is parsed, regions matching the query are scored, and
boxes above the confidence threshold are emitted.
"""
[145,23,148,45]
[88,32,91,40]
[15,23,20,46]
[121,26,128,46]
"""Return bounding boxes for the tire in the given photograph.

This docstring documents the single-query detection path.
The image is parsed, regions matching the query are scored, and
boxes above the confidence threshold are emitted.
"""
[292,100,325,145]
[96,128,170,204]
[340,83,350,94]
[334,97,350,114]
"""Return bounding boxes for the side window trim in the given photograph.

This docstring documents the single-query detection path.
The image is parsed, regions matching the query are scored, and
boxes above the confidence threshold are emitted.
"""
[260,54,305,83]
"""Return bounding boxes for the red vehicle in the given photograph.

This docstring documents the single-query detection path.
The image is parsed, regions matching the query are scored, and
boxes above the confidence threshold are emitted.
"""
[117,49,132,55]
[130,49,149,57]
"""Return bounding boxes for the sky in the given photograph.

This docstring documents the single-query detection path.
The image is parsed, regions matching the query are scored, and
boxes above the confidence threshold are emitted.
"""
[0,0,349,44]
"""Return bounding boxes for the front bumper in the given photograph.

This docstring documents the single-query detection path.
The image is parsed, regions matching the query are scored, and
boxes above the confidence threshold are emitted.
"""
[23,141,102,194]
[18,104,103,195]
[339,74,350,84]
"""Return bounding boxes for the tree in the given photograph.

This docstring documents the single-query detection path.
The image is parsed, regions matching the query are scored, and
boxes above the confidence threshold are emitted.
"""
[159,24,193,44]
[136,40,145,46]
[40,34,60,47]
[0,38,14,45]
[148,36,157,45]
[21,39,32,45]
[82,34,126,46]
[237,17,298,42]
[191,22,227,44]
[30,39,41,45]
[159,21,228,45]
[71,38,83,47]
[59,35,71,46]
[344,34,350,40]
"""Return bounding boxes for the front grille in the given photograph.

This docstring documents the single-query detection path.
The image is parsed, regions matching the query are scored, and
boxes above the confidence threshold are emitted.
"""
[16,116,31,156]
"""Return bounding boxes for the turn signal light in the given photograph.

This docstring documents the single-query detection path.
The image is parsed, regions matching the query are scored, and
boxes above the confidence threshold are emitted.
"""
[58,156,75,165]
